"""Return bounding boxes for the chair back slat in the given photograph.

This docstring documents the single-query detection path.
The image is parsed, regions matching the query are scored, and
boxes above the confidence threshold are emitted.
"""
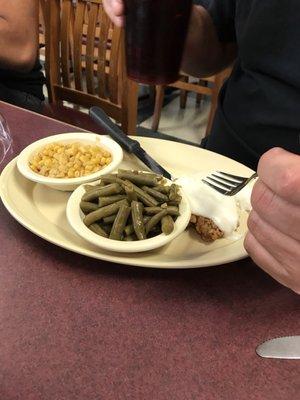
[73,1,85,91]
[97,6,111,99]
[108,27,121,103]
[85,3,98,94]
[48,0,61,94]
[61,0,72,88]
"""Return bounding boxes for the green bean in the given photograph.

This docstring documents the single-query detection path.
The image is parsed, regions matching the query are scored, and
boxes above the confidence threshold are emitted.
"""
[124,216,151,236]
[124,224,134,236]
[137,171,163,179]
[142,186,169,203]
[83,199,128,226]
[82,186,103,199]
[102,214,117,225]
[169,184,181,201]
[123,180,158,207]
[82,184,113,199]
[89,223,108,238]
[84,184,98,192]
[99,224,112,235]
[100,174,126,185]
[98,195,127,207]
[143,216,151,224]
[145,209,168,235]
[153,185,171,194]
[84,182,105,192]
[100,176,161,206]
[161,215,174,235]
[168,186,182,204]
[117,171,160,186]
[82,183,123,202]
[80,201,99,214]
[119,169,161,180]
[109,204,131,240]
[131,201,146,240]
[125,183,138,203]
[148,226,161,237]
[168,199,182,206]
[144,206,179,216]
[124,234,137,241]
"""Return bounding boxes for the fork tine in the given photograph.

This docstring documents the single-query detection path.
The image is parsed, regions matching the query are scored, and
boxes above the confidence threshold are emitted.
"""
[211,173,242,186]
[202,179,228,195]
[206,176,234,190]
[216,171,247,182]
[203,172,258,196]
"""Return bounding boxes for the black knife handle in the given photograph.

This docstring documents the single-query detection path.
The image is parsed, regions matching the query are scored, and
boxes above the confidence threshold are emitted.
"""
[89,107,140,154]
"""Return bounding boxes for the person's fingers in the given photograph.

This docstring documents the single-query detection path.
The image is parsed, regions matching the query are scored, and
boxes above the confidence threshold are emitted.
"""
[257,148,300,205]
[112,15,125,27]
[247,210,300,266]
[244,232,300,293]
[103,0,124,16]
[103,0,125,27]
[251,179,300,241]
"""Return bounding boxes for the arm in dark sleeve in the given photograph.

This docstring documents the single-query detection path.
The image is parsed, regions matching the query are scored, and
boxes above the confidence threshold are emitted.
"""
[182,1,237,77]
[207,0,236,43]
[193,0,236,42]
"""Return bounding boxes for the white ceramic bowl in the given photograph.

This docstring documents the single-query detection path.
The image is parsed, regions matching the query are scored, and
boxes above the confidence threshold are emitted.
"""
[17,132,123,191]
[66,179,191,253]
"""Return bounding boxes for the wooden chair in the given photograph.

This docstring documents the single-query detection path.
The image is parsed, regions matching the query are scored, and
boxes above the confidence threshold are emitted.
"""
[39,1,46,47]
[151,68,232,137]
[42,0,138,134]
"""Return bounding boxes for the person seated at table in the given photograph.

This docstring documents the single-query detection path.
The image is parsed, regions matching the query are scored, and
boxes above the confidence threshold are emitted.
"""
[0,0,45,113]
[103,0,300,295]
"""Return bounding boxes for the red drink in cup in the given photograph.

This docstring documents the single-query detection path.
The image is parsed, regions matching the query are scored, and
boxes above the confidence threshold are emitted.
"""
[124,0,192,84]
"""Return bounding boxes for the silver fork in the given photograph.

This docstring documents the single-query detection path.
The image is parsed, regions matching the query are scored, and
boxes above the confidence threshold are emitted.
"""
[202,171,258,196]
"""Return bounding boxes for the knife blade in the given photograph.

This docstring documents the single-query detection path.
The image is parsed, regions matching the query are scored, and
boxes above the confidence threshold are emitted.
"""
[256,336,300,359]
[89,107,172,180]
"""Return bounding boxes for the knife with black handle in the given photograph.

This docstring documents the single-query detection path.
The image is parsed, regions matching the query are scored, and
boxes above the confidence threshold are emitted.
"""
[89,107,172,180]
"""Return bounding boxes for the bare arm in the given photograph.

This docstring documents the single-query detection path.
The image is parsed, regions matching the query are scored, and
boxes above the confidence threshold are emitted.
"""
[181,5,237,77]
[0,0,39,72]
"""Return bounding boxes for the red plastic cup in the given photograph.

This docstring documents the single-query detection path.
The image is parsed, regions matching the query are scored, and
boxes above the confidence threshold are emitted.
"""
[124,0,192,84]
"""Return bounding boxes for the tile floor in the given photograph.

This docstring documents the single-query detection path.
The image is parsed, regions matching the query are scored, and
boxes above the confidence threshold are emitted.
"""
[140,92,210,145]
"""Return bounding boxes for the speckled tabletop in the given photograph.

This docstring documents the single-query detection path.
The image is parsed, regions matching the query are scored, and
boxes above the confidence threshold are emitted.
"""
[0,102,299,400]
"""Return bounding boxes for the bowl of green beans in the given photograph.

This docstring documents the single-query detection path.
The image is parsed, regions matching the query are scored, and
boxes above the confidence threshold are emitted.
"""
[66,170,191,253]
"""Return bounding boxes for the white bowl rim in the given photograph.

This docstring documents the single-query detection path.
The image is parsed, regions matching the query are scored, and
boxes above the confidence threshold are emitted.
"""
[66,178,192,253]
[16,132,123,186]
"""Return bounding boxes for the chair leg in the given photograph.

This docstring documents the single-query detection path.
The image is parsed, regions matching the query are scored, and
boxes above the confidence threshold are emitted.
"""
[180,76,189,109]
[196,80,207,106]
[205,76,222,137]
[151,85,165,132]
[205,101,216,138]
[149,85,156,103]
[121,80,138,135]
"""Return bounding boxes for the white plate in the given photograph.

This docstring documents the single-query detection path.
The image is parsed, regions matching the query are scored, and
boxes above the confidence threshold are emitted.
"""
[0,137,253,269]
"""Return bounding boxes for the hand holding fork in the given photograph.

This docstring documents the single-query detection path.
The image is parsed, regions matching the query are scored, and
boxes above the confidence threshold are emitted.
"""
[244,147,300,295]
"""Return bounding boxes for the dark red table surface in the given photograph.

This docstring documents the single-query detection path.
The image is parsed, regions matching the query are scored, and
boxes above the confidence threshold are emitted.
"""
[0,102,299,400]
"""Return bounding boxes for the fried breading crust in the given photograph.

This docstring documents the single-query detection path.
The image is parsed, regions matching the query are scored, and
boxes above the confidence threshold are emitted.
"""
[190,215,224,242]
